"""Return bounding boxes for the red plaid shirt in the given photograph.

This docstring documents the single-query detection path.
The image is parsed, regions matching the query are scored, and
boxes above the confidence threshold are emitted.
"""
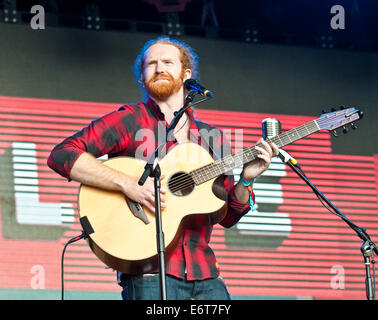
[47,98,252,281]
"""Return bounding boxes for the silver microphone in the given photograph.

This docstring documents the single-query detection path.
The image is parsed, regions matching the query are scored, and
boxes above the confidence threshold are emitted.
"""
[261,118,300,167]
[262,118,281,139]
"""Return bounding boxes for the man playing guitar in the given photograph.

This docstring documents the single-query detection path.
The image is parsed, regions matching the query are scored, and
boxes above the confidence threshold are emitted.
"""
[47,36,278,300]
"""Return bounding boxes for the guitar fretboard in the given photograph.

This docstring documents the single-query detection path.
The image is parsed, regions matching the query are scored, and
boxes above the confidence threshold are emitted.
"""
[191,119,320,185]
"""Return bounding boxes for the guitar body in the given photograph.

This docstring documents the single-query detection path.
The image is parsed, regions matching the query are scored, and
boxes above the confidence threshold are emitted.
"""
[78,142,227,274]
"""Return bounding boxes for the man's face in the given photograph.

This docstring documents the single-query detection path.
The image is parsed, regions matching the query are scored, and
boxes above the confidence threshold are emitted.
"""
[142,43,189,101]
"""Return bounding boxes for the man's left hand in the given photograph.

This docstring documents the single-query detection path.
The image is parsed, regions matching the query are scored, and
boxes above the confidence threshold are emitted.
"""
[241,138,279,183]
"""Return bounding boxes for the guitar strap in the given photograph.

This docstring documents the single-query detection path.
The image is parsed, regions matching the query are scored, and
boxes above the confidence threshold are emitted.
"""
[195,119,232,209]
[194,119,220,160]
[195,119,235,178]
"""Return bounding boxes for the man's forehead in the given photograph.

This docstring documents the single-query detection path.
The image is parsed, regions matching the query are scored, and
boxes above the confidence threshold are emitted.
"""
[145,43,181,60]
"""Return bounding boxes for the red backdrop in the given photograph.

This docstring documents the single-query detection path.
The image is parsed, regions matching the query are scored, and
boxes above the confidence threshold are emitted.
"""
[0,96,377,299]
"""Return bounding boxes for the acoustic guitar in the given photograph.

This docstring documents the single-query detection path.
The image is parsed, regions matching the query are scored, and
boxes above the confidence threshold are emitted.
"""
[78,107,363,274]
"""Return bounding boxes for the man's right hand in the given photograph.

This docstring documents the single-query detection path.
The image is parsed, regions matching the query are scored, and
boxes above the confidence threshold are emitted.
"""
[120,175,167,214]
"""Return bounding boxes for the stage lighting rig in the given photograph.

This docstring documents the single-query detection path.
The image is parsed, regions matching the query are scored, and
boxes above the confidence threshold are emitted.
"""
[320,35,335,49]
[165,12,182,37]
[85,3,102,30]
[3,0,18,24]
[244,29,259,43]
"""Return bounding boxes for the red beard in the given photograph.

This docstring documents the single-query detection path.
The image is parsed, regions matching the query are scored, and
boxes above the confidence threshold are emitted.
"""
[144,72,184,101]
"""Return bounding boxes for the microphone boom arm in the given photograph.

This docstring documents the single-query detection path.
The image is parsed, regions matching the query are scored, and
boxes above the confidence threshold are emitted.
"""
[280,154,377,300]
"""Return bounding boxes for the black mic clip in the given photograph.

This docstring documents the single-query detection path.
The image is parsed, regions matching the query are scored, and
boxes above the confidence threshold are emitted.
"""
[184,79,214,98]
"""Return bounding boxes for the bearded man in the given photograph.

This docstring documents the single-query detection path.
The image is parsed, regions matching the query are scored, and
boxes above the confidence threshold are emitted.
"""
[47,36,278,300]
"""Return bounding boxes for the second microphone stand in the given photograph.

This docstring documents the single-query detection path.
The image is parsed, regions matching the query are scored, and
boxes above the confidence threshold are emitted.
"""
[278,149,377,300]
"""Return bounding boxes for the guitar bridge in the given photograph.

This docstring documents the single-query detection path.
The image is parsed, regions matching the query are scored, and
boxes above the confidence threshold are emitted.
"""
[125,197,150,224]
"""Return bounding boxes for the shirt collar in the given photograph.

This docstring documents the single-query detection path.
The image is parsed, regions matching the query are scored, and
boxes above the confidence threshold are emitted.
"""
[146,97,165,120]
[145,97,201,140]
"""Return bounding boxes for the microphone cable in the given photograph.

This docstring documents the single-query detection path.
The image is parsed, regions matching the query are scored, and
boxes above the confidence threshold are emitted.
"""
[61,231,87,300]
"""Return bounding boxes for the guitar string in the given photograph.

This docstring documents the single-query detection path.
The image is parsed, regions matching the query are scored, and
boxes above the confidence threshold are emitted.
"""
[168,142,267,192]
[168,120,319,192]
[172,122,335,192]
[170,120,316,189]
[169,145,267,192]
[169,137,279,192]
[169,123,317,192]
[167,145,259,190]
[167,114,352,192]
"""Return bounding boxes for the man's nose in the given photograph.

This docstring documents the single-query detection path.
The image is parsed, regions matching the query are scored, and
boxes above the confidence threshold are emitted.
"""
[155,60,166,73]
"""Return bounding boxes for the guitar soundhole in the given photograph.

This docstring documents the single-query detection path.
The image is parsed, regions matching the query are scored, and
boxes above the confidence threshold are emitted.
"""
[168,172,195,197]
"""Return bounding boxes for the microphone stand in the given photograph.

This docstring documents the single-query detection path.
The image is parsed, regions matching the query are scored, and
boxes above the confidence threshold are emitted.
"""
[278,150,377,300]
[137,91,197,300]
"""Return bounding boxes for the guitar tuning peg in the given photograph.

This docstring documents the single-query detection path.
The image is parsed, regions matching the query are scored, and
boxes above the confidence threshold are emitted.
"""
[343,126,349,134]
[340,105,345,110]
[331,107,336,112]
[332,130,339,137]
[351,123,358,130]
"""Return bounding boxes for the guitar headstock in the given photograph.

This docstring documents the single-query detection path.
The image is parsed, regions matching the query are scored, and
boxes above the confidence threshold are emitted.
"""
[316,106,363,136]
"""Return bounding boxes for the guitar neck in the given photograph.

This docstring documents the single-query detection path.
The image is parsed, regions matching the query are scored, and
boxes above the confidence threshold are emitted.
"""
[191,119,320,185]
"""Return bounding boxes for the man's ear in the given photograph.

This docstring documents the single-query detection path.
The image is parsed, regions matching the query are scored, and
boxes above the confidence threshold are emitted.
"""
[183,69,192,81]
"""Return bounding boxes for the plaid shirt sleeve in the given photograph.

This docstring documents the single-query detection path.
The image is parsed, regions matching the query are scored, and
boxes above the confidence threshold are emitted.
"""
[220,177,254,228]
[195,120,252,228]
[47,108,132,180]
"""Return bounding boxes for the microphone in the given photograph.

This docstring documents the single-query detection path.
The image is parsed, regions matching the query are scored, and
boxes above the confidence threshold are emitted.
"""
[184,79,214,98]
[262,118,300,167]
[262,117,281,140]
